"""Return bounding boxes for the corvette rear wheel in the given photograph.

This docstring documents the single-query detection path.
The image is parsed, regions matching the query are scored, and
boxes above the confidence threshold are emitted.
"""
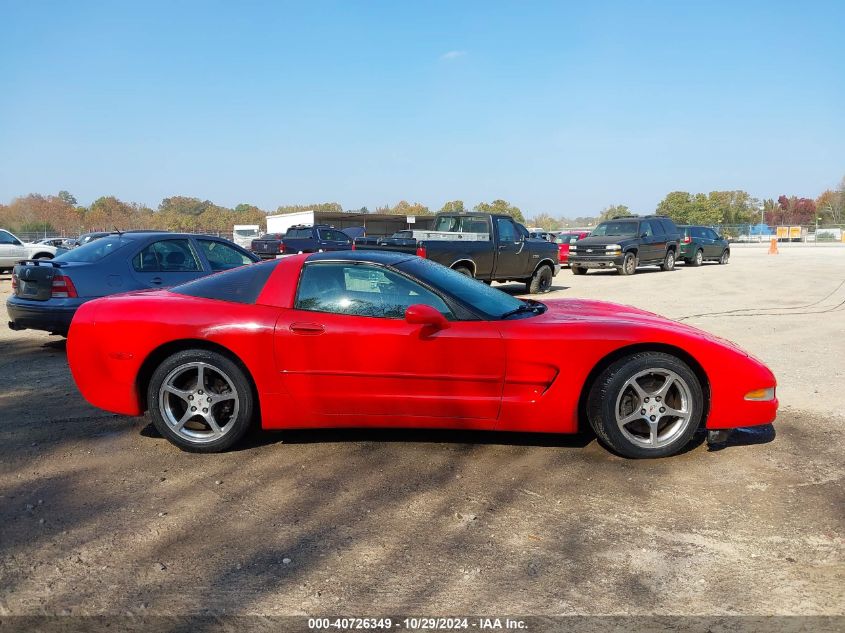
[148,349,254,452]
[587,352,703,458]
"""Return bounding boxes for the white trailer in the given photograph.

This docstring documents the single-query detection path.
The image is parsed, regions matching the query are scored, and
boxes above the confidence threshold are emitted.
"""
[232,224,260,248]
[265,211,315,235]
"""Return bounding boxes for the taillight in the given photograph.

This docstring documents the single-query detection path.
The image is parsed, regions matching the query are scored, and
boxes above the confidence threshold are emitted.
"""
[416,243,426,258]
[683,235,691,243]
[51,274,78,298]
[278,241,286,254]
[351,243,356,250]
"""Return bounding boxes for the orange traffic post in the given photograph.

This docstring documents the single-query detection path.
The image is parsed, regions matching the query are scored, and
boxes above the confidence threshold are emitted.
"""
[768,238,779,255]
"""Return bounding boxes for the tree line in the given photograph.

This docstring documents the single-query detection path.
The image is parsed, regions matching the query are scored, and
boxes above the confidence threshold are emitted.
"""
[2,178,843,237]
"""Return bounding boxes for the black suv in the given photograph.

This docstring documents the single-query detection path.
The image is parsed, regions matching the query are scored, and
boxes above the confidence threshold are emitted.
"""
[569,216,681,276]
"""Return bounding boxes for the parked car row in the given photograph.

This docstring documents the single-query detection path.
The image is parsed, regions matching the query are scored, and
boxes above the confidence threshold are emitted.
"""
[568,216,730,276]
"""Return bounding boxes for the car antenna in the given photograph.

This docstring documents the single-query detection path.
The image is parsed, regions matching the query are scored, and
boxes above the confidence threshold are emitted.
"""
[113,226,123,235]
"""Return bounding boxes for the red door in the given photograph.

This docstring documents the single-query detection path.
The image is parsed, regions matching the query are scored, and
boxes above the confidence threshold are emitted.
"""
[274,311,505,428]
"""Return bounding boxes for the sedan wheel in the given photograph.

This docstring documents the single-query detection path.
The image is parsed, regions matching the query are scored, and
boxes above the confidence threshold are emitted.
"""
[148,349,254,452]
[587,352,703,458]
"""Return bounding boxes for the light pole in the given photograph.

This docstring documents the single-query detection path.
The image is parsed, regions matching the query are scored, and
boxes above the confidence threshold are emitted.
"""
[814,216,822,245]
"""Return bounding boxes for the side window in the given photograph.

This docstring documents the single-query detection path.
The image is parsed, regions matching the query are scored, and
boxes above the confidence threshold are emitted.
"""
[496,218,519,242]
[707,229,721,240]
[321,229,351,243]
[640,222,653,238]
[197,239,253,271]
[295,263,452,319]
[649,220,665,236]
[133,239,201,273]
[0,231,17,245]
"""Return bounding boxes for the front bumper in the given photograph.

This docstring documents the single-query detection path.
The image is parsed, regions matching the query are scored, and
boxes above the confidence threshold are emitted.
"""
[569,253,624,269]
[7,296,83,334]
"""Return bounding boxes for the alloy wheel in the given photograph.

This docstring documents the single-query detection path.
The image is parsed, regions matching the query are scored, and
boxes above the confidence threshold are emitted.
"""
[158,361,240,444]
[614,368,694,449]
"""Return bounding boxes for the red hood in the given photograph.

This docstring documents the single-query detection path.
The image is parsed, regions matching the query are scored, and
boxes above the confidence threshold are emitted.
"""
[534,298,668,324]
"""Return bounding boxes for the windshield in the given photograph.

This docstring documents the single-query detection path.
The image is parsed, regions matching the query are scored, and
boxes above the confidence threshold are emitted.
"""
[55,235,133,263]
[591,221,638,237]
[555,233,581,244]
[234,228,258,238]
[394,257,525,319]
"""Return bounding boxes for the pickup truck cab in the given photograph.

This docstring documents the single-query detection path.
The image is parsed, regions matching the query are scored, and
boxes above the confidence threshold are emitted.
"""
[354,212,560,293]
[569,215,681,276]
[251,224,353,259]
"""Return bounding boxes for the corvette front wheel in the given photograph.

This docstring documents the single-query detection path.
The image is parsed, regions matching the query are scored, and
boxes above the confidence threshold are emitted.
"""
[147,349,254,452]
[587,352,703,458]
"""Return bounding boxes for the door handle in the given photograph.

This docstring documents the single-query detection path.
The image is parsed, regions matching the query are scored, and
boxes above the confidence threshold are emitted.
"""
[151,277,163,285]
[290,322,325,335]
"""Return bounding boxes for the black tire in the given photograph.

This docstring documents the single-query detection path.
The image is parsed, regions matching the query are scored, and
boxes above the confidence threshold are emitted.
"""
[571,265,587,275]
[147,349,255,453]
[33,253,54,260]
[526,264,554,294]
[617,252,637,276]
[689,249,703,267]
[587,352,704,459]
[718,249,730,265]
[661,250,676,271]
[453,265,474,278]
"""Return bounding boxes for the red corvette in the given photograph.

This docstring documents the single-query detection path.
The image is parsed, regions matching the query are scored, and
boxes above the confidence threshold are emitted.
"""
[67,251,777,458]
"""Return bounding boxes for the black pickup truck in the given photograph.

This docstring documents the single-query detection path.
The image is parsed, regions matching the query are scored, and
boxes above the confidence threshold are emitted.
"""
[250,224,353,259]
[354,212,560,293]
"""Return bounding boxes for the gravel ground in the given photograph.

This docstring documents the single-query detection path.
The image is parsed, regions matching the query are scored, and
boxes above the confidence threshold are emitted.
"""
[0,244,842,617]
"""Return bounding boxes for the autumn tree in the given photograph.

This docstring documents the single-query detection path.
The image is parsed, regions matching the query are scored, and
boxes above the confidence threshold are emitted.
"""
[474,199,525,223]
[528,213,559,231]
[439,200,466,213]
[375,200,431,216]
[276,202,343,215]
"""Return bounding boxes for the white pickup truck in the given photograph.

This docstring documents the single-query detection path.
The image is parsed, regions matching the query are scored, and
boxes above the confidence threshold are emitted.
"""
[0,229,60,272]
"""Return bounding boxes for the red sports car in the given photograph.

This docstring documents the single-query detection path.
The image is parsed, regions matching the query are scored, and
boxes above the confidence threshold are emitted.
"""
[67,251,777,458]
[555,231,590,265]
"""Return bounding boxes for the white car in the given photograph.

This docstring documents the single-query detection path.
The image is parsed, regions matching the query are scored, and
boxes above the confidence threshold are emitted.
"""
[0,229,60,271]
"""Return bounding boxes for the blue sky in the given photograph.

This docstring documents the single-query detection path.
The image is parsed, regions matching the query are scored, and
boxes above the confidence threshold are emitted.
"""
[1,0,843,217]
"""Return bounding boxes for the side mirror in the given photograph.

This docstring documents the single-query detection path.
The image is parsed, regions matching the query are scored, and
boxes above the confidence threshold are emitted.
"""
[641,233,648,239]
[405,304,448,330]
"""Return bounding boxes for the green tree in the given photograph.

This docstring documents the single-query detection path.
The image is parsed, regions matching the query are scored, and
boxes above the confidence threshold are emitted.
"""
[474,199,525,223]
[158,196,213,216]
[439,200,466,213]
[598,204,632,221]
[57,190,77,206]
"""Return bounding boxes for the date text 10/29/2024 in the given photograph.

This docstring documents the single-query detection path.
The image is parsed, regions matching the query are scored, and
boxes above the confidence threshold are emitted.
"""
[308,618,528,630]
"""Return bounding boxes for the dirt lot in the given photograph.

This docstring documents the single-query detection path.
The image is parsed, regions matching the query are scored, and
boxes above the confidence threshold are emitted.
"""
[0,245,843,617]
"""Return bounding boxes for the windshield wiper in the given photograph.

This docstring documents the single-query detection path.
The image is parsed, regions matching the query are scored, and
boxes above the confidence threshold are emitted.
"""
[500,302,544,319]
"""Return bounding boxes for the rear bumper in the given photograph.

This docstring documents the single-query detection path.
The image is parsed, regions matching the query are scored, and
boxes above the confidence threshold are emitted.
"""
[6,296,83,334]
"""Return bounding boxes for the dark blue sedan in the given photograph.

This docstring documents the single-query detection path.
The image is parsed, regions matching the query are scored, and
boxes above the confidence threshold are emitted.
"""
[7,231,259,336]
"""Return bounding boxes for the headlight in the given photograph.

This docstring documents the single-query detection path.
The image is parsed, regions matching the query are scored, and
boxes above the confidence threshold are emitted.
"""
[605,244,621,251]
[570,244,577,250]
[744,387,775,401]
